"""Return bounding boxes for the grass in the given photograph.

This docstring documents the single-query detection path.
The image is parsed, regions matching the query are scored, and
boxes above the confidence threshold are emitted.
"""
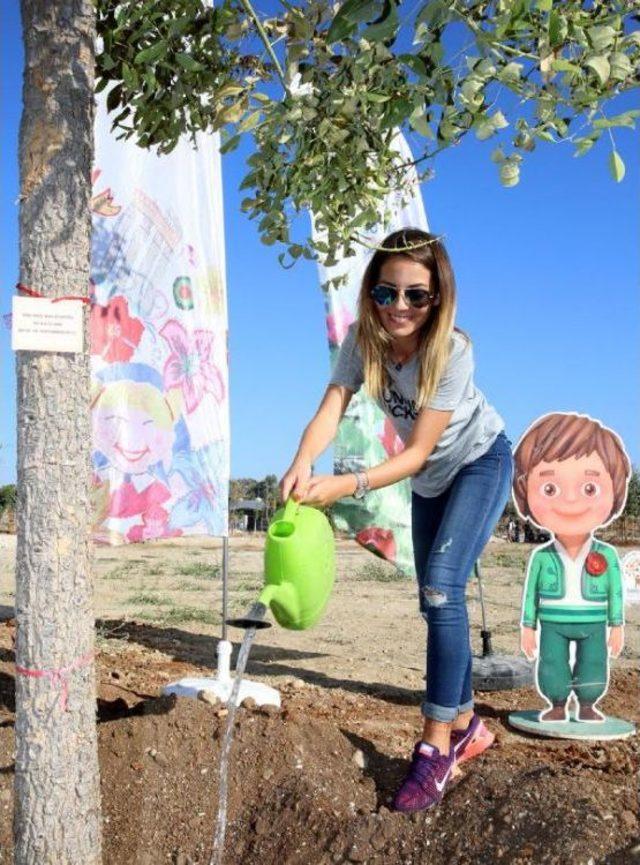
[171,580,209,592]
[175,562,220,579]
[136,604,220,625]
[103,563,139,580]
[127,592,173,605]
[353,561,409,582]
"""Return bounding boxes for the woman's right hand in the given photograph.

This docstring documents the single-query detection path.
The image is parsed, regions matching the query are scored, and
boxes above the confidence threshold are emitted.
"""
[279,457,312,503]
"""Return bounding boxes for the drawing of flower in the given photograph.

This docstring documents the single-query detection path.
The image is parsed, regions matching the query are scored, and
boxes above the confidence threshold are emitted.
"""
[160,319,225,413]
[356,526,397,562]
[127,505,182,542]
[90,295,144,363]
[169,445,226,535]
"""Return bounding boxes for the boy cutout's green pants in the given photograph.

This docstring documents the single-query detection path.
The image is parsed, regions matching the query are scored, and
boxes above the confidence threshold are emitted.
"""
[537,621,608,705]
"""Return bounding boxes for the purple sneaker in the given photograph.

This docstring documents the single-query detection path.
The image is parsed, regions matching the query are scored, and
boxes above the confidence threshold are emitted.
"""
[450,714,495,766]
[392,742,455,813]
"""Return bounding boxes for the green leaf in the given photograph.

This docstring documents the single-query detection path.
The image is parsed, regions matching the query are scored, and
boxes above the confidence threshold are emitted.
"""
[550,59,580,74]
[585,55,610,85]
[363,6,399,45]
[593,110,640,130]
[99,53,116,72]
[573,137,597,158]
[106,83,123,113]
[587,25,616,53]
[176,53,205,72]
[498,61,523,82]
[609,52,632,82]
[499,161,520,187]
[548,11,567,48]
[365,92,391,102]
[609,150,625,183]
[399,54,428,79]
[409,109,434,138]
[122,63,138,91]
[238,111,262,133]
[134,40,168,65]
[219,133,241,154]
[535,0,553,11]
[327,0,383,43]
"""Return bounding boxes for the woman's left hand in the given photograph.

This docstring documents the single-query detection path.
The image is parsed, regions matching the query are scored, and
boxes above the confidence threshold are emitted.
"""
[299,474,356,508]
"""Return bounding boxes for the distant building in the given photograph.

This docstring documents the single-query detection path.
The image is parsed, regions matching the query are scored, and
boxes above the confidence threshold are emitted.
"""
[229,498,265,532]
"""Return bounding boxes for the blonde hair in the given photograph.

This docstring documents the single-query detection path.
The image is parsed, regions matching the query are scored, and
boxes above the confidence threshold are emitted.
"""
[91,381,174,430]
[356,228,467,408]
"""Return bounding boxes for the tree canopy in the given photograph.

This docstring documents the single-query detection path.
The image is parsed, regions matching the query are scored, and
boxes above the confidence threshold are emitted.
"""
[96,0,640,284]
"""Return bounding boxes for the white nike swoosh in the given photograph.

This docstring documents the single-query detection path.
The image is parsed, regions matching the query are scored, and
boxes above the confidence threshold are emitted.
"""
[434,766,452,793]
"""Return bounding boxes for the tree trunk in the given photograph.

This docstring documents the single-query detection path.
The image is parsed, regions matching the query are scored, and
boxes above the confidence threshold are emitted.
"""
[15,2,102,863]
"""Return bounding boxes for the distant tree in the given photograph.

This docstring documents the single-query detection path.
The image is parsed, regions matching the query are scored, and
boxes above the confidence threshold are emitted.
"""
[0,485,17,512]
[624,466,640,519]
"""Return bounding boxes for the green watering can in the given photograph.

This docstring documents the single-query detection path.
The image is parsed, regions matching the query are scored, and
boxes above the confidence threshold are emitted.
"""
[227,499,335,631]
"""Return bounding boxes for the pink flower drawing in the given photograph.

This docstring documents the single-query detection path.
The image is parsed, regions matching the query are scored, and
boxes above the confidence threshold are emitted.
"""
[127,505,182,543]
[160,319,225,413]
[326,304,354,347]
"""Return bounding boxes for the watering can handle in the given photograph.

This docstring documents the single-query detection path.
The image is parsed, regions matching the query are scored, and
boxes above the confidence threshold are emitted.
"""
[283,498,299,523]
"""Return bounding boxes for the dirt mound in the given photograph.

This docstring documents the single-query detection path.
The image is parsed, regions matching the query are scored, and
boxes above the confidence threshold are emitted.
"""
[0,622,639,864]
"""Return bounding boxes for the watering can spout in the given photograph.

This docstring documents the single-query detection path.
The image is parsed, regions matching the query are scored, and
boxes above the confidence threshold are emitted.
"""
[225,600,272,630]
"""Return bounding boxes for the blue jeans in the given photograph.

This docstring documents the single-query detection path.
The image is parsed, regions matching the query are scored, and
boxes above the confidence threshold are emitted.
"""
[411,431,514,722]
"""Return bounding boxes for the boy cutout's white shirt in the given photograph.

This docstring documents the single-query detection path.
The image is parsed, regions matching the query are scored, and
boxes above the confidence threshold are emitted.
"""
[539,536,607,609]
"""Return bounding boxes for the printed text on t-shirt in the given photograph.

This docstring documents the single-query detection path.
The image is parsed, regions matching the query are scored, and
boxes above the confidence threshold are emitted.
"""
[382,387,418,421]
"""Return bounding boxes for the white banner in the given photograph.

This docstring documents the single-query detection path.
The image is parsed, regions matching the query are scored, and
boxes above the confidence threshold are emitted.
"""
[90,93,230,544]
[314,131,429,574]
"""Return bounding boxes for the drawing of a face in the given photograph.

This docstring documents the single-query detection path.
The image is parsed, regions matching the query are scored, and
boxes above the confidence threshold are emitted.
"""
[93,381,175,475]
[526,451,615,537]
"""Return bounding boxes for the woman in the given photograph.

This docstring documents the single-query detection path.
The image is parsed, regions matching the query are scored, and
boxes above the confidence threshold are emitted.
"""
[280,228,514,812]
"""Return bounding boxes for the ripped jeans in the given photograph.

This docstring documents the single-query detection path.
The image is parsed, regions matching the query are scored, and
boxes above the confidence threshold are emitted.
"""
[412,431,514,722]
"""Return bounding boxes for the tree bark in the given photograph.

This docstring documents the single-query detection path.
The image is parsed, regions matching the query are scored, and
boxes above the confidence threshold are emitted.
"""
[15,2,102,863]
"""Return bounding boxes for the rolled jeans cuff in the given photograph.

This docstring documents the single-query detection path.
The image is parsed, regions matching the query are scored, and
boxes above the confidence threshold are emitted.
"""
[421,699,475,723]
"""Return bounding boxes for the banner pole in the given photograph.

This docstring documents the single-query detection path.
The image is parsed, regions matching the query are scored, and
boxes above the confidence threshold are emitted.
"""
[221,535,229,643]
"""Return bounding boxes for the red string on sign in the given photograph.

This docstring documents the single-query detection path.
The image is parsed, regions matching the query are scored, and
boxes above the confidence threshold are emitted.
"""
[15,650,95,712]
[16,282,91,305]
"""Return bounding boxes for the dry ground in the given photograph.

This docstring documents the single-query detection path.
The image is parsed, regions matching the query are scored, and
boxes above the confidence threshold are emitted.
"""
[0,533,638,864]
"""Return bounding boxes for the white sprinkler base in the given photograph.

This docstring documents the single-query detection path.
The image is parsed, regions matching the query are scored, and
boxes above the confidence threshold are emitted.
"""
[162,639,281,708]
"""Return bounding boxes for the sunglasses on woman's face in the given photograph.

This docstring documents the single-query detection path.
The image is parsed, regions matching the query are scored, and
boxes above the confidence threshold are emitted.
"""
[370,283,436,309]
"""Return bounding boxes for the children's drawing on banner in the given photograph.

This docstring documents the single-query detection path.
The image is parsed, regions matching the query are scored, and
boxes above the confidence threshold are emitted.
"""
[90,91,229,545]
[512,412,631,725]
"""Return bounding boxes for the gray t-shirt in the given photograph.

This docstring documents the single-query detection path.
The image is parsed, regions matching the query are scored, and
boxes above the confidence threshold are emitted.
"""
[329,323,505,497]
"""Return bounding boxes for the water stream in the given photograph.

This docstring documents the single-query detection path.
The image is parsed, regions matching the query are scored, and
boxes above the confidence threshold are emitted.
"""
[209,603,266,865]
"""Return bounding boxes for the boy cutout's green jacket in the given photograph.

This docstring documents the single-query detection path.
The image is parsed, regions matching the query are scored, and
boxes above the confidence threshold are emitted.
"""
[521,538,624,628]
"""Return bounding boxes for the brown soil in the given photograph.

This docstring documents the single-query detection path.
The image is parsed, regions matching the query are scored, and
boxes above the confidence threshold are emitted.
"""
[0,535,639,864]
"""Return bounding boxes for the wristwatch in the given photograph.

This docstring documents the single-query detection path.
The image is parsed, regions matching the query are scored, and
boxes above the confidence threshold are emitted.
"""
[353,470,370,500]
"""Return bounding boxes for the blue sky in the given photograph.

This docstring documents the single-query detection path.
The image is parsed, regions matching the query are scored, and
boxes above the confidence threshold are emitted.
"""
[1,3,638,487]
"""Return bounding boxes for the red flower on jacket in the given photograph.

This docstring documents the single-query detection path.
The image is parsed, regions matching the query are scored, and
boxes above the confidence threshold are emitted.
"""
[585,551,607,576]
[90,296,144,363]
[356,527,396,562]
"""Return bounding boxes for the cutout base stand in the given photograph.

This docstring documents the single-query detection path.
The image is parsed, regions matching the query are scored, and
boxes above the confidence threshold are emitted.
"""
[508,709,635,741]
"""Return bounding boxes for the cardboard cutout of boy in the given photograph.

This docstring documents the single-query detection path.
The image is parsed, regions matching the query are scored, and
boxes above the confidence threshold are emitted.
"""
[510,412,632,731]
